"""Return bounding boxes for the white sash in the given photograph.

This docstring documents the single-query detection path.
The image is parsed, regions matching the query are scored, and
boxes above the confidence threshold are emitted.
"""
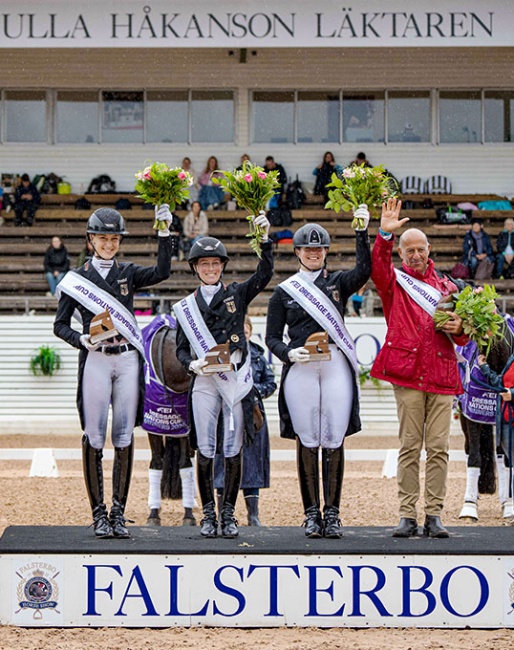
[394,269,442,317]
[58,271,144,356]
[173,294,253,425]
[394,268,467,378]
[280,274,359,376]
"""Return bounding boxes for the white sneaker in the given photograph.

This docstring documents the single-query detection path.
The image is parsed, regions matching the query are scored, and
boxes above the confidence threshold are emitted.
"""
[503,501,514,518]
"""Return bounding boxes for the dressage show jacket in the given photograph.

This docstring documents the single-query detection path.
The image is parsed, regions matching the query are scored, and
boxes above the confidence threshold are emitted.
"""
[265,230,371,439]
[175,240,273,448]
[53,235,172,428]
[370,232,467,395]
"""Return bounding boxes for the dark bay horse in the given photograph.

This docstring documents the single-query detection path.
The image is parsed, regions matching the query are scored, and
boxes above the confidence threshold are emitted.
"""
[142,315,195,526]
[457,317,514,521]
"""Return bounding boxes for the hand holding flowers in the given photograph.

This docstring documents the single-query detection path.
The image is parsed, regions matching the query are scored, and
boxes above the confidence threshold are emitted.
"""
[212,161,279,258]
[135,161,193,231]
[433,284,504,355]
[325,164,398,230]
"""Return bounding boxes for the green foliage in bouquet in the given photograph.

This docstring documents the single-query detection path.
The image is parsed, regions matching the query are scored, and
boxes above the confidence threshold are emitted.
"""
[433,284,504,355]
[325,164,398,229]
[212,161,280,258]
[134,162,193,230]
[358,366,382,389]
[30,345,61,377]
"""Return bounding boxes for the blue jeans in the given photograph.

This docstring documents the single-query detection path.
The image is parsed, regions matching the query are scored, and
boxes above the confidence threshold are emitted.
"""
[45,271,65,295]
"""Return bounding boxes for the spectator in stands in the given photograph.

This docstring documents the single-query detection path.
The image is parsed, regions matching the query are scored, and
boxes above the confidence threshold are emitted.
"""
[14,173,40,227]
[44,236,70,296]
[264,156,287,208]
[313,151,342,202]
[462,218,495,279]
[183,200,209,256]
[236,153,251,171]
[348,283,375,317]
[181,157,199,208]
[349,152,371,168]
[76,241,94,268]
[495,218,514,279]
[198,156,225,211]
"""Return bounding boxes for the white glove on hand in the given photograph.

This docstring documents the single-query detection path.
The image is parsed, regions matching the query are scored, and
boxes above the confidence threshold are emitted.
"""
[252,210,270,241]
[353,204,370,231]
[155,204,173,225]
[189,359,209,376]
[288,347,310,364]
[80,334,102,352]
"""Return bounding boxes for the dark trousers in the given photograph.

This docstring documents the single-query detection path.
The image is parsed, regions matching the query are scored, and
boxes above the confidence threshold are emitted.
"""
[14,201,38,225]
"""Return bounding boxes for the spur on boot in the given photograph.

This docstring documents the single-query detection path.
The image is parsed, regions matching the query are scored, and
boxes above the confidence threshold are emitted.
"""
[92,505,113,538]
[200,502,218,538]
[323,506,343,539]
[303,505,323,538]
[220,504,239,538]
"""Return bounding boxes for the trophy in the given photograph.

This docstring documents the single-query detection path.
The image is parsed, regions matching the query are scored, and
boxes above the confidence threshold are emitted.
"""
[89,309,119,344]
[203,342,234,374]
[304,331,331,361]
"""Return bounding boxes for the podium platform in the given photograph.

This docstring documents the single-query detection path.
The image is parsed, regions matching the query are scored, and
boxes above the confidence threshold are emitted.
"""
[0,525,513,628]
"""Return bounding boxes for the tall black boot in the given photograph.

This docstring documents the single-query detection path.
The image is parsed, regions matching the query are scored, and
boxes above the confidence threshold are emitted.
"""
[297,440,322,538]
[82,435,112,538]
[322,446,345,538]
[221,452,242,538]
[110,441,134,538]
[197,452,217,537]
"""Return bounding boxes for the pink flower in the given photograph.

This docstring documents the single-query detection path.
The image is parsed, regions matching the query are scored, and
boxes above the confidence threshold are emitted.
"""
[244,174,253,182]
[177,171,186,180]
[257,171,266,180]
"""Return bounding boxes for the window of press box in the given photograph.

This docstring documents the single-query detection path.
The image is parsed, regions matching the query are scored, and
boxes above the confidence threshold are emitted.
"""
[439,91,481,143]
[191,91,234,143]
[484,91,514,143]
[252,91,295,144]
[101,91,144,144]
[386,91,431,143]
[146,91,189,143]
[297,92,340,143]
[56,91,99,144]
[343,92,385,143]
[4,90,47,143]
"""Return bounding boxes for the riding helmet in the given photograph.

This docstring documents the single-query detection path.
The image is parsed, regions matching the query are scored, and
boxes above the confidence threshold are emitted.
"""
[292,224,331,248]
[86,208,129,235]
[188,237,229,271]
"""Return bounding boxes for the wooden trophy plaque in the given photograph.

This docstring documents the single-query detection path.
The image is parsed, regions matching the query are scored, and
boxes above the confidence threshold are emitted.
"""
[89,309,119,345]
[203,342,234,374]
[304,331,331,361]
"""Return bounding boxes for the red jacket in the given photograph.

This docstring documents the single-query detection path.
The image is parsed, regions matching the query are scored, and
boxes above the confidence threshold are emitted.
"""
[370,233,467,395]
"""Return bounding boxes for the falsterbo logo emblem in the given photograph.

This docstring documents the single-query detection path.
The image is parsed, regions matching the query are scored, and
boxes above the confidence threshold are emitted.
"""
[16,563,60,620]
[507,568,514,615]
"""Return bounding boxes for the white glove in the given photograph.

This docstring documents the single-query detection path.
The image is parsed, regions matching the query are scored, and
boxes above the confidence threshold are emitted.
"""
[252,210,270,241]
[288,347,310,364]
[155,204,173,225]
[80,334,102,352]
[189,359,209,376]
[353,204,370,231]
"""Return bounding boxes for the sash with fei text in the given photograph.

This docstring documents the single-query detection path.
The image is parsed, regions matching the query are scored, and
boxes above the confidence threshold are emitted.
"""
[173,294,253,426]
[280,274,358,376]
[58,271,144,355]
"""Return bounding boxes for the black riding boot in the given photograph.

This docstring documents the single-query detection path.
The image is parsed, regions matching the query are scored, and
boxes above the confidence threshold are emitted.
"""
[297,440,322,538]
[244,494,261,526]
[197,452,217,537]
[221,452,242,538]
[322,445,345,538]
[82,435,112,538]
[110,442,134,538]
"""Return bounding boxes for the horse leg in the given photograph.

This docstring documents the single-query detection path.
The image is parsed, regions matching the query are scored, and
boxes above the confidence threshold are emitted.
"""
[179,437,197,526]
[146,433,165,526]
[459,415,480,521]
[477,424,496,495]
[496,450,514,518]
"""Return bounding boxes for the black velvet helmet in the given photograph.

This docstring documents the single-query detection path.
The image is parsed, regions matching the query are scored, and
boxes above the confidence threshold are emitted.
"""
[292,224,330,248]
[86,208,129,235]
[188,237,229,271]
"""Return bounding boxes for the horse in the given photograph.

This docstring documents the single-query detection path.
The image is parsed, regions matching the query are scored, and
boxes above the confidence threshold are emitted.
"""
[457,316,514,521]
[141,314,196,526]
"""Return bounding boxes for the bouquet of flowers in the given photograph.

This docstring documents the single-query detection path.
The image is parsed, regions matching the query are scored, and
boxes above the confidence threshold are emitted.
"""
[212,161,280,258]
[433,284,504,355]
[134,162,193,231]
[325,164,398,230]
